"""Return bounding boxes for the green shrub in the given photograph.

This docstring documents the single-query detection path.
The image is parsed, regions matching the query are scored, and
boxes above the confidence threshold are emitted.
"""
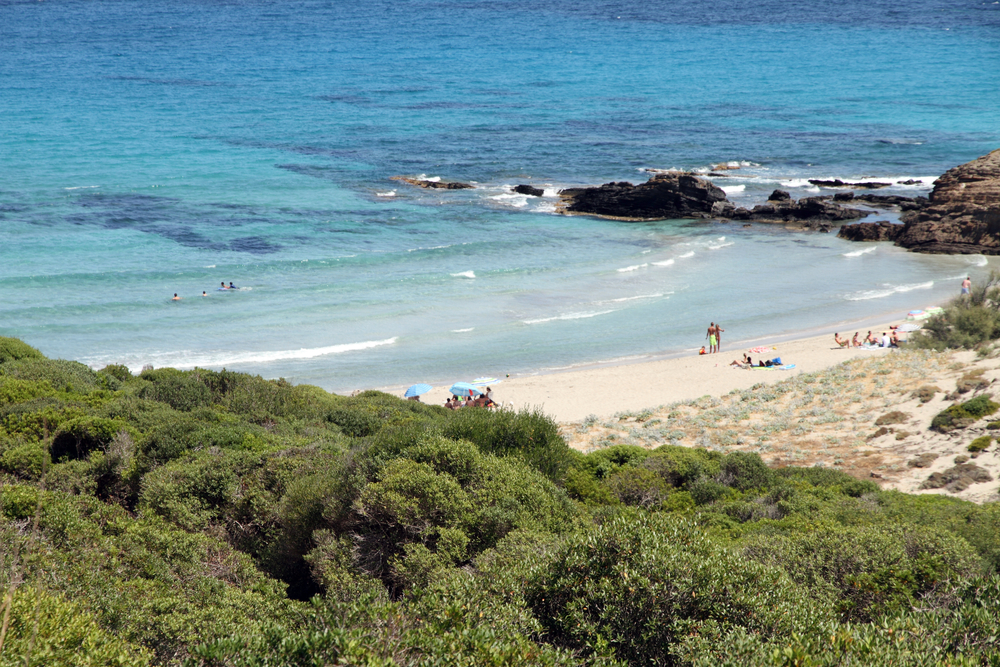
[50,415,127,461]
[688,476,730,505]
[743,524,985,622]
[603,466,672,509]
[100,363,133,383]
[0,336,45,364]
[931,394,999,432]
[527,512,828,665]
[0,358,99,392]
[0,439,48,479]
[874,410,910,426]
[642,445,722,487]
[138,367,212,411]
[717,451,775,491]
[968,436,993,452]
[442,407,572,481]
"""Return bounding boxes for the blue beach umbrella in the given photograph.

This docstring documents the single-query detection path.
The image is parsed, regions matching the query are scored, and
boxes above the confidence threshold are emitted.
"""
[448,382,482,397]
[404,383,432,398]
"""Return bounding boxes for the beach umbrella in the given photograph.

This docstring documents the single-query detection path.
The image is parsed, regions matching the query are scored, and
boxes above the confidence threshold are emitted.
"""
[404,383,432,398]
[897,323,922,332]
[448,382,482,397]
[470,376,499,387]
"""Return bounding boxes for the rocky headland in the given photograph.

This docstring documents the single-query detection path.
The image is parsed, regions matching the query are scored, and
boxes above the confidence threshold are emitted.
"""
[893,148,1000,254]
[838,148,1000,254]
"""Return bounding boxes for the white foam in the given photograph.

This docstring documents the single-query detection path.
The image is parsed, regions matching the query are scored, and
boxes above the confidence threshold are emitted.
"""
[488,193,529,208]
[204,264,216,268]
[652,259,675,267]
[596,292,667,305]
[408,244,452,252]
[708,241,734,250]
[542,187,560,198]
[678,251,695,259]
[966,255,988,267]
[415,174,441,182]
[451,327,475,333]
[375,190,396,197]
[779,178,814,188]
[842,247,876,257]
[641,249,651,254]
[88,337,399,372]
[844,281,934,301]
[720,184,745,194]
[523,309,615,325]
[64,185,99,190]
[617,263,648,272]
[535,201,557,214]
[451,271,476,279]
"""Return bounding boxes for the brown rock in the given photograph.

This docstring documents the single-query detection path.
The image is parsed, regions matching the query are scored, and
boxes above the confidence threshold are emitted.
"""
[728,196,871,226]
[809,179,891,189]
[513,184,544,197]
[837,221,903,242]
[895,148,1000,254]
[557,173,727,220]
[391,176,474,190]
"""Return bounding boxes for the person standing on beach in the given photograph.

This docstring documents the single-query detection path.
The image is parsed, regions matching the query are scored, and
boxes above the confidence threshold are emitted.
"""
[962,276,971,295]
[706,322,717,354]
[715,323,725,352]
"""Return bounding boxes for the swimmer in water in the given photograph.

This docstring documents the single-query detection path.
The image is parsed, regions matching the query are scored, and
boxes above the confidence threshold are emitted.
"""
[202,291,208,297]
[172,293,181,301]
[220,282,227,289]
[229,282,236,289]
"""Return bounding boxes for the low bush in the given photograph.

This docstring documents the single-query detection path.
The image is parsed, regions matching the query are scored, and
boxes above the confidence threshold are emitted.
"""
[874,410,909,426]
[931,394,999,432]
[717,451,775,491]
[968,436,992,452]
[0,336,45,364]
[920,463,993,492]
[138,368,212,412]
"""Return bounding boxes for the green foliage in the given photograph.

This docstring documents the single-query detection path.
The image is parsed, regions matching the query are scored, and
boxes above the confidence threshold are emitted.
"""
[441,407,571,481]
[913,271,1000,350]
[717,451,776,491]
[0,358,100,393]
[0,336,45,364]
[527,512,828,665]
[969,435,993,452]
[743,524,984,622]
[931,394,999,432]
[137,368,211,412]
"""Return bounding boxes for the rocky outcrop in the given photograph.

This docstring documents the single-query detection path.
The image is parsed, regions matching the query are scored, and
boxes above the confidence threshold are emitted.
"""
[513,184,544,197]
[715,196,871,226]
[894,149,1000,254]
[838,221,904,242]
[558,173,727,220]
[809,179,891,189]
[391,176,474,190]
[830,192,927,211]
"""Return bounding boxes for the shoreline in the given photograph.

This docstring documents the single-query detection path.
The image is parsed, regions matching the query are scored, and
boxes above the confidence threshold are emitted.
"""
[382,302,945,422]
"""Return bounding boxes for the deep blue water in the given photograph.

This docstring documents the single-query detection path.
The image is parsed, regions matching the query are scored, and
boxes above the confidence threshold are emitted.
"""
[1,0,998,392]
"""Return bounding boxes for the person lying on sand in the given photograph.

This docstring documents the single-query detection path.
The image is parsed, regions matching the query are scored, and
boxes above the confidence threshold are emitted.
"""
[834,333,850,348]
[730,353,752,368]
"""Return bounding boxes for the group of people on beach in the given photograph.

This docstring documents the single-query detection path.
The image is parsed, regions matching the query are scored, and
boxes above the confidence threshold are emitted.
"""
[835,329,899,349]
[445,387,496,410]
[700,322,725,354]
[171,282,239,300]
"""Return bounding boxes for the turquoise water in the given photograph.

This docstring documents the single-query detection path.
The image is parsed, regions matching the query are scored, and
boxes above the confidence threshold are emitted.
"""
[2,0,999,391]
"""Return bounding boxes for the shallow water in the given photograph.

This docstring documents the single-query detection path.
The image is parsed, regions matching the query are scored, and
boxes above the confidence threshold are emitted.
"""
[1,0,998,391]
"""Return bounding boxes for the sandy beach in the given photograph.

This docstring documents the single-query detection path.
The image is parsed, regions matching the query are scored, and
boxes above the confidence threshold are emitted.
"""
[404,318,906,422]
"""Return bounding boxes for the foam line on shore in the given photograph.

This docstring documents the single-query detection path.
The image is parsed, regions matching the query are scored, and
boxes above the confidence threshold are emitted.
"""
[86,337,399,372]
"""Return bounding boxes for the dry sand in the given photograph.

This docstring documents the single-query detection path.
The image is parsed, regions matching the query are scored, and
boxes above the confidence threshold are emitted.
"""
[413,326,901,422]
[384,317,1000,504]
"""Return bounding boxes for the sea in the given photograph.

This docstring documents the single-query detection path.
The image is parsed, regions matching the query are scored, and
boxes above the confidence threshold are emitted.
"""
[2,0,999,393]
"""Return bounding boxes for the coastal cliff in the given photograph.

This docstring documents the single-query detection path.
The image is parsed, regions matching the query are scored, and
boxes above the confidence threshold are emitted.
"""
[893,148,1000,254]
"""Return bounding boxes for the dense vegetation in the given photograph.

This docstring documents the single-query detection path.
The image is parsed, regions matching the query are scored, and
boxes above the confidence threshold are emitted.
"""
[914,269,1000,351]
[1,338,999,666]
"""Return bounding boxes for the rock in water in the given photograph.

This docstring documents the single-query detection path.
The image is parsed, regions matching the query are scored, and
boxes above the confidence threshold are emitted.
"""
[558,173,727,220]
[895,148,1000,254]
[838,221,904,242]
[513,184,544,197]
[725,196,871,226]
[391,176,474,190]
[809,179,891,189]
